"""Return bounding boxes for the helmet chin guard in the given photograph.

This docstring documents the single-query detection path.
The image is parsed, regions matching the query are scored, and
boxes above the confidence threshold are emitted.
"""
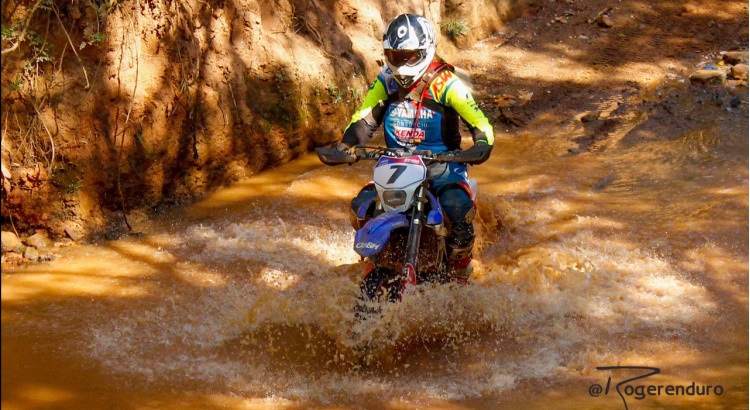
[382,14,437,88]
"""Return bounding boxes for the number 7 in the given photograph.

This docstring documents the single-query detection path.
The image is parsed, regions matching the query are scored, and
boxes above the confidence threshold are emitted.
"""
[387,165,407,184]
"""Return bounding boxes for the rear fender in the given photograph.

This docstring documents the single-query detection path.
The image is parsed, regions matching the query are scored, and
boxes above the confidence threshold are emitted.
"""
[354,212,409,257]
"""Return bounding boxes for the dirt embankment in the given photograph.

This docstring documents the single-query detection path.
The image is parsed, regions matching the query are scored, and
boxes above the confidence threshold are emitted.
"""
[1,0,526,254]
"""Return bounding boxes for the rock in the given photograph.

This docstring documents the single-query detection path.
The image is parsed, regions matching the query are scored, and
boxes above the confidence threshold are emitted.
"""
[496,91,533,108]
[23,246,39,261]
[681,2,698,14]
[2,231,24,252]
[723,51,749,65]
[26,232,52,249]
[64,225,86,242]
[597,15,614,28]
[2,252,24,265]
[725,79,742,88]
[731,64,749,80]
[38,252,56,262]
[581,111,601,122]
[53,238,74,248]
[690,70,726,85]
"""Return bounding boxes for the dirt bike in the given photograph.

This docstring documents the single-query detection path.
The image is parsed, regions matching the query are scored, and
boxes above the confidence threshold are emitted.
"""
[315,144,492,311]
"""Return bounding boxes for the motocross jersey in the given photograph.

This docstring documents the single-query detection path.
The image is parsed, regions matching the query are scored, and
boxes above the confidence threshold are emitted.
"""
[342,62,494,153]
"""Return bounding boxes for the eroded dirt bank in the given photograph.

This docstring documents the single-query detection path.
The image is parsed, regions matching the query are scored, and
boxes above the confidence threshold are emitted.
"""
[1,0,526,257]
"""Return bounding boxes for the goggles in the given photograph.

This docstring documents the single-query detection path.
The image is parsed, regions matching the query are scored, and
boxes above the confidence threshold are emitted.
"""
[384,49,426,67]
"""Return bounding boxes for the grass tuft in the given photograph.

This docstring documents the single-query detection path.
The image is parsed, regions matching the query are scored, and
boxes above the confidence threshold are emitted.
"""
[442,19,469,39]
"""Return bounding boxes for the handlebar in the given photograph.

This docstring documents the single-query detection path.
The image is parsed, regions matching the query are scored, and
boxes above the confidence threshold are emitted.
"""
[315,144,492,166]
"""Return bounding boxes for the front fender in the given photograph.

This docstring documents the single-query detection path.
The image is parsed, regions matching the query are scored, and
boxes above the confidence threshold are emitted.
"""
[354,212,409,257]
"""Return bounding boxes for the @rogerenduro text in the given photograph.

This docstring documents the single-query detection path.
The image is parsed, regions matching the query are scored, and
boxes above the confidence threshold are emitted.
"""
[589,366,724,410]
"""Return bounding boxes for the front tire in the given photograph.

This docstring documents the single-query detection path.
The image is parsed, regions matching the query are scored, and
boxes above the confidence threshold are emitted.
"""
[351,266,402,363]
[362,267,403,302]
[354,267,402,320]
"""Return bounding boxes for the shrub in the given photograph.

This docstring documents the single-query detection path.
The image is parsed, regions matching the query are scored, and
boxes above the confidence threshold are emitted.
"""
[442,19,469,39]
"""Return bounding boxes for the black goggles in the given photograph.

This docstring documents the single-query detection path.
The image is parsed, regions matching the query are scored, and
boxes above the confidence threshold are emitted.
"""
[384,49,426,67]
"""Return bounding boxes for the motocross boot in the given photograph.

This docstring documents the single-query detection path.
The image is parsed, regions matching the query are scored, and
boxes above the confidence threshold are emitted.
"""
[440,186,476,284]
[447,241,474,284]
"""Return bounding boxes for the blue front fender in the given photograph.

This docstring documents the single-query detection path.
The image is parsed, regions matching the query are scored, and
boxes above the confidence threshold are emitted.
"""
[354,212,409,257]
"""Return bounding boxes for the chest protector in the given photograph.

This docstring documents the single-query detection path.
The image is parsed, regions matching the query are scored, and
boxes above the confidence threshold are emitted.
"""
[382,62,461,152]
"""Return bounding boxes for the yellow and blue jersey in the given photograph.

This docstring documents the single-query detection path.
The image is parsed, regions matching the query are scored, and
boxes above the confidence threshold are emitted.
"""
[342,63,494,153]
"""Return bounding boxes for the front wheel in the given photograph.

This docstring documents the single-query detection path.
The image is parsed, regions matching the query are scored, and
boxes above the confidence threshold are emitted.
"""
[351,266,402,363]
[363,266,403,302]
[354,267,402,320]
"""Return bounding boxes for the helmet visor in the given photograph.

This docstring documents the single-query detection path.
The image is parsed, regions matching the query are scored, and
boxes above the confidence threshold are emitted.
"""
[384,49,426,67]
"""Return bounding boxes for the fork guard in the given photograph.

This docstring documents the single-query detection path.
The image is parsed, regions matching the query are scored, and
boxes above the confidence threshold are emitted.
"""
[354,212,410,257]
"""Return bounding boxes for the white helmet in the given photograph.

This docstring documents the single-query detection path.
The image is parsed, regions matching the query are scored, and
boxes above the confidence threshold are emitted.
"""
[382,14,437,88]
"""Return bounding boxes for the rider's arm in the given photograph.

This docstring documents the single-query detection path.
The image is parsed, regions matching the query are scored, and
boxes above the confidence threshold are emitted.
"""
[441,75,494,145]
[341,75,390,147]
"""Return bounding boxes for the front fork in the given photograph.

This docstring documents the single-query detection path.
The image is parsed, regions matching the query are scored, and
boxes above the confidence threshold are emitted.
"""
[402,185,427,291]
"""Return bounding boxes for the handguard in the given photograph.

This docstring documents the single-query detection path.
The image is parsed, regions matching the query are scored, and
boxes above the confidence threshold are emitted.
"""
[315,147,357,166]
[454,143,493,165]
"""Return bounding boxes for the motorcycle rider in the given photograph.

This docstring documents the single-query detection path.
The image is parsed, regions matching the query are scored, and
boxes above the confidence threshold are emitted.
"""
[337,14,494,283]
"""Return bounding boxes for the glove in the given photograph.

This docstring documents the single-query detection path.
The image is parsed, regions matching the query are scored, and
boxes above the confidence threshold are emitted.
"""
[337,142,356,155]
[461,142,492,165]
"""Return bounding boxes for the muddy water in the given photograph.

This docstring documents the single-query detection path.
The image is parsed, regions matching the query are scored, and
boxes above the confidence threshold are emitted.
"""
[2,109,748,408]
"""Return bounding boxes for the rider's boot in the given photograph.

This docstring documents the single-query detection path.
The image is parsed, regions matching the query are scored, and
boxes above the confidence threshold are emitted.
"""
[449,254,473,284]
[447,241,474,284]
[440,186,476,284]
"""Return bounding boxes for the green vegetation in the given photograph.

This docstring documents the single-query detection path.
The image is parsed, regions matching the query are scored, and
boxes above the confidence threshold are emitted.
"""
[1,0,122,174]
[52,165,83,195]
[1,21,24,41]
[80,27,106,49]
[326,84,345,103]
[442,19,469,39]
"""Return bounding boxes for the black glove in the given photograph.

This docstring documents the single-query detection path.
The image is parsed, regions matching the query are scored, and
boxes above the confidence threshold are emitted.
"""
[336,142,356,155]
[459,142,493,165]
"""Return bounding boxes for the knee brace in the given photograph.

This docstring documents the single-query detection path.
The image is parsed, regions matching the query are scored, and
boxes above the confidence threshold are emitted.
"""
[448,237,474,261]
[439,187,476,249]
